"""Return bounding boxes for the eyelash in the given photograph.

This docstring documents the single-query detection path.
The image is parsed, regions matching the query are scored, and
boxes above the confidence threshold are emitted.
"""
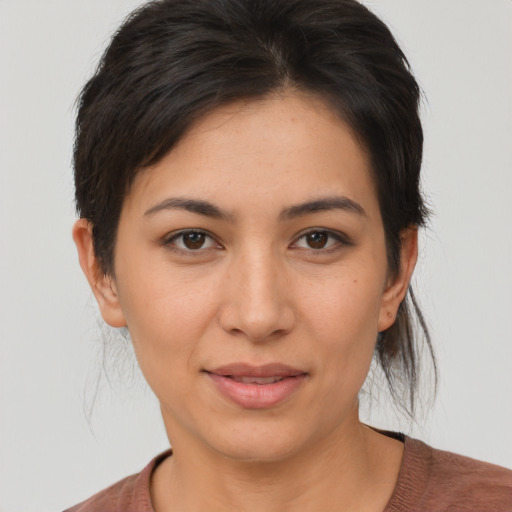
[162,229,221,254]
[162,228,351,254]
[292,229,351,253]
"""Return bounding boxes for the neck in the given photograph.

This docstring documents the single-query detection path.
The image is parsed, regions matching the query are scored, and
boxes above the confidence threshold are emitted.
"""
[151,410,404,512]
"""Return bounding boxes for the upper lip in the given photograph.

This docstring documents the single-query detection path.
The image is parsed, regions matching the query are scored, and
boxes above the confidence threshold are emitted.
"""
[206,363,307,378]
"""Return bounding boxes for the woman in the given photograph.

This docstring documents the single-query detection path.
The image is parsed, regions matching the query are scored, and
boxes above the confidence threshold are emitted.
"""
[67,0,511,510]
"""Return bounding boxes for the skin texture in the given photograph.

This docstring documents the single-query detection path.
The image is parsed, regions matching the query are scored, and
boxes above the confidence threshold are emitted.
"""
[73,91,418,511]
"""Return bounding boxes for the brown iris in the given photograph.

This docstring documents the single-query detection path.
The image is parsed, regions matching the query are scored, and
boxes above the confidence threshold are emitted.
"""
[183,232,206,250]
[306,232,328,249]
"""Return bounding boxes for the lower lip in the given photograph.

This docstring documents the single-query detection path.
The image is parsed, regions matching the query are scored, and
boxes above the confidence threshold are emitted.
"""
[206,373,307,409]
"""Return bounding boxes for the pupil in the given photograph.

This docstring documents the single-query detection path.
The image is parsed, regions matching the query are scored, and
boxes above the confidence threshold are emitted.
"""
[184,232,205,250]
[307,232,327,249]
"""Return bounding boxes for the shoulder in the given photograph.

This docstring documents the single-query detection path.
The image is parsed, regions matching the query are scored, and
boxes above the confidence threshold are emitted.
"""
[429,442,512,509]
[386,436,512,512]
[63,451,171,512]
[63,473,142,512]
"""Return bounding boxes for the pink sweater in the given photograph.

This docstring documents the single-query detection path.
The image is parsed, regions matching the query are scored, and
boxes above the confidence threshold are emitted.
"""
[65,436,512,511]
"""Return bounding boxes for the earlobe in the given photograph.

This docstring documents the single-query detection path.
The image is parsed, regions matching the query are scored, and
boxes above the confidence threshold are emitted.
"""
[72,219,127,328]
[378,227,418,332]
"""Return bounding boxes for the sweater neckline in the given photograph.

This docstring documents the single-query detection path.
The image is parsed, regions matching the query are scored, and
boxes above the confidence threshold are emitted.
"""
[136,435,430,512]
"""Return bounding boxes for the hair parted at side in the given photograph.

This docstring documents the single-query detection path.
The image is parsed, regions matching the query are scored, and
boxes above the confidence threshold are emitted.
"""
[74,0,436,416]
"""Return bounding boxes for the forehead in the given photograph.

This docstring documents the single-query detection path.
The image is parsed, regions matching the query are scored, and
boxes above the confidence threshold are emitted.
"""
[124,91,380,222]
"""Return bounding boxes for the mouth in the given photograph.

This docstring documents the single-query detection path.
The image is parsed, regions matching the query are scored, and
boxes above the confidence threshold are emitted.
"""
[204,363,308,409]
[223,375,289,385]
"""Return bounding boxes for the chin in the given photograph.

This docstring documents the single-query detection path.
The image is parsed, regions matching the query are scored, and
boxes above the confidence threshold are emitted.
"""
[213,438,304,464]
[202,418,318,463]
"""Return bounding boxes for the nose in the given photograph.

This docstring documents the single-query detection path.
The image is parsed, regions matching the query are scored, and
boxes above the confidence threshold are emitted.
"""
[218,248,296,343]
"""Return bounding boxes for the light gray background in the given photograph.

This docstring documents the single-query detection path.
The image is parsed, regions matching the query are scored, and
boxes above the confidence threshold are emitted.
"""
[0,1,511,510]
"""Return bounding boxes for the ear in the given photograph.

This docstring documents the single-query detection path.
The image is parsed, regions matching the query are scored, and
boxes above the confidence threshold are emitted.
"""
[72,219,127,328]
[378,227,418,332]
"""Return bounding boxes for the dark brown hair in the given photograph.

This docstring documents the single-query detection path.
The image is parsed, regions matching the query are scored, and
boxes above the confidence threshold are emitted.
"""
[74,0,436,415]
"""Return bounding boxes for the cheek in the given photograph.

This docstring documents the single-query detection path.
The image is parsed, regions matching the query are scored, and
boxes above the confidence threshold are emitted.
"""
[115,260,219,378]
[301,269,384,340]
[298,269,384,382]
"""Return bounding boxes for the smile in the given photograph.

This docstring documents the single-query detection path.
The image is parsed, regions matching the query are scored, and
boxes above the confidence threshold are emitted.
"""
[227,375,285,384]
[205,363,308,409]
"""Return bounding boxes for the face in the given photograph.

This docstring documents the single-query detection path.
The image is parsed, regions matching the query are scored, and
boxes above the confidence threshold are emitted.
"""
[76,92,415,462]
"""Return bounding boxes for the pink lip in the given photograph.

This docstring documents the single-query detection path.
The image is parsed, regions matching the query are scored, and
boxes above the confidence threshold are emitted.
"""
[205,363,308,409]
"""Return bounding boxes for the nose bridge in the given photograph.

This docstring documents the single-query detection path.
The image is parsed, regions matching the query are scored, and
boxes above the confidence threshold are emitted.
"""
[241,246,278,307]
[220,241,294,341]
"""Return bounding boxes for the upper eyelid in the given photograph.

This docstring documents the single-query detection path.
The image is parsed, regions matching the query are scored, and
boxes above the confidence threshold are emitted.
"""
[165,228,215,240]
[163,228,222,248]
[292,228,348,242]
[290,229,353,253]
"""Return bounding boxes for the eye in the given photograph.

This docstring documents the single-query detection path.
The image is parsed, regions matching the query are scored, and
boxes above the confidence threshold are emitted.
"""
[164,230,220,251]
[292,230,347,251]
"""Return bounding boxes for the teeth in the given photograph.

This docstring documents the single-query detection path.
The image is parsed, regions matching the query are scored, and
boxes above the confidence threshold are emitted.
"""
[230,376,284,385]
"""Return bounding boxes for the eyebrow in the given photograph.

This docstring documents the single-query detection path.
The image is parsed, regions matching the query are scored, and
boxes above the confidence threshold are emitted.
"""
[144,197,234,220]
[144,195,366,221]
[279,196,367,221]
